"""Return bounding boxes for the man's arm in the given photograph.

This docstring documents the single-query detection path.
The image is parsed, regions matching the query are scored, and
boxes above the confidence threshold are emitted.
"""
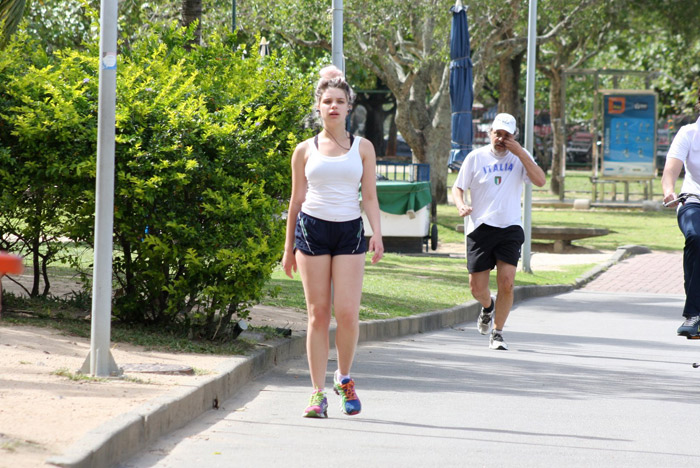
[503,137,546,187]
[452,185,472,217]
[661,157,684,206]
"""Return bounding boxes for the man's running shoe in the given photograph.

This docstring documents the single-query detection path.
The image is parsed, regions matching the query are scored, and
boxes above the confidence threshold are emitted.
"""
[489,330,508,350]
[677,315,700,339]
[303,390,328,418]
[477,295,496,335]
[333,373,361,415]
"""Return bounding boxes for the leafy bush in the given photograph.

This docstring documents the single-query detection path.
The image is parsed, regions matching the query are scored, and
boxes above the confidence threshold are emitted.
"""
[1,25,313,340]
[101,27,312,339]
[0,34,97,297]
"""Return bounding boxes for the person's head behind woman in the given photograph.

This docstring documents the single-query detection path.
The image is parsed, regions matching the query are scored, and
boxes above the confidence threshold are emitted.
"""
[314,65,355,108]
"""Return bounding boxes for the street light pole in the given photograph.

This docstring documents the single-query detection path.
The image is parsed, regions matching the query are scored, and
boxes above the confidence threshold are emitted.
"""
[522,0,537,274]
[331,0,344,73]
[80,0,121,377]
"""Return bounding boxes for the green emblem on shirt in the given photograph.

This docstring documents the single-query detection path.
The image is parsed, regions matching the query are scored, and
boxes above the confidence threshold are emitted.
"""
[494,176,502,185]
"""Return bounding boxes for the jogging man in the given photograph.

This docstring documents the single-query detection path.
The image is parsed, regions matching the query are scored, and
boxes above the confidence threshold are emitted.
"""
[452,113,546,350]
[661,87,700,339]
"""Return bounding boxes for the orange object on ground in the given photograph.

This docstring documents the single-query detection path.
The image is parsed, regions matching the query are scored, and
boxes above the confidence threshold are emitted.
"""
[0,252,24,275]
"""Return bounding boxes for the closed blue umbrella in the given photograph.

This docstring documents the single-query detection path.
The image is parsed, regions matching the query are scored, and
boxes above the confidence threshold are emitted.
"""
[447,1,474,170]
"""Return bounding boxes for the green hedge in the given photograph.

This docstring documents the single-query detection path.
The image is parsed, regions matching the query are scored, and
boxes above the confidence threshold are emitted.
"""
[0,33,95,297]
[0,26,313,340]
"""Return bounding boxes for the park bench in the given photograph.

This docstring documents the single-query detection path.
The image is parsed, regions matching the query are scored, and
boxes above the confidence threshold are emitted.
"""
[590,176,653,202]
[531,226,610,253]
[455,225,610,253]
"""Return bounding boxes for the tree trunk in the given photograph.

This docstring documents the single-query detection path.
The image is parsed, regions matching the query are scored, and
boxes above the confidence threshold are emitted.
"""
[30,199,41,297]
[41,255,50,297]
[386,115,397,157]
[182,0,202,47]
[498,50,525,122]
[393,84,452,205]
[395,98,426,164]
[424,92,452,206]
[30,236,40,297]
[549,70,565,196]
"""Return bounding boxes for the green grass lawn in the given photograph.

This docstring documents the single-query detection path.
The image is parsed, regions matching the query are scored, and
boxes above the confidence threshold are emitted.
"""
[263,252,596,321]
[260,166,688,322]
[530,209,683,250]
[436,204,683,250]
[263,199,684,322]
[3,176,686,352]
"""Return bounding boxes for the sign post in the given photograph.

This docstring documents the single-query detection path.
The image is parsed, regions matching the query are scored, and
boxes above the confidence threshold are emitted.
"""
[600,90,658,179]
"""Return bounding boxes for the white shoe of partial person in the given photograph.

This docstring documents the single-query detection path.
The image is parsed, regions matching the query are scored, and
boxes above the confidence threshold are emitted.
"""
[477,295,495,335]
[489,330,508,350]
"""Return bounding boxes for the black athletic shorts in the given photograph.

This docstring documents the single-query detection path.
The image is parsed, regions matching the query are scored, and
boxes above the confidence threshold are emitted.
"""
[466,223,524,273]
[294,211,367,256]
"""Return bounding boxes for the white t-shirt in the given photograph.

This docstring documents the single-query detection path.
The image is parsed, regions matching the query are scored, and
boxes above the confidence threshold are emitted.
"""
[301,136,364,221]
[667,117,700,202]
[454,144,534,231]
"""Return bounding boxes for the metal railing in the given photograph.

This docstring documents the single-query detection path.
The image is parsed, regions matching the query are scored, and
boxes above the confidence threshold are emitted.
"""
[376,161,430,182]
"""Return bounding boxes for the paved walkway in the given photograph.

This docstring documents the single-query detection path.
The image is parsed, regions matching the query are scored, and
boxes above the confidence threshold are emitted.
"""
[583,251,684,295]
[51,248,692,467]
[119,290,699,468]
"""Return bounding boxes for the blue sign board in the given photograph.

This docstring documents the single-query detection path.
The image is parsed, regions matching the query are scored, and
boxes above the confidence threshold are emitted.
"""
[601,91,657,178]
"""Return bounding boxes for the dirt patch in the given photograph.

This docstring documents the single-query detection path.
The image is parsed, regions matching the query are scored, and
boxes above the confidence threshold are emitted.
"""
[0,323,233,468]
[0,273,242,467]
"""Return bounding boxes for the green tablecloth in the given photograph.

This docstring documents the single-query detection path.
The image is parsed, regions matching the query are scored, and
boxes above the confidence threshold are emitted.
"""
[366,181,432,215]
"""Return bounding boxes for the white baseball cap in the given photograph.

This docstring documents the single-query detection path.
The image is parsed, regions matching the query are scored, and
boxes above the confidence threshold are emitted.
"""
[492,113,517,134]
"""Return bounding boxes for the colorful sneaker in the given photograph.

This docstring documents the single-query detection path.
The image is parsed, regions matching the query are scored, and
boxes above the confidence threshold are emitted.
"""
[489,330,508,350]
[303,390,328,418]
[677,316,700,339]
[333,373,361,415]
[477,296,496,335]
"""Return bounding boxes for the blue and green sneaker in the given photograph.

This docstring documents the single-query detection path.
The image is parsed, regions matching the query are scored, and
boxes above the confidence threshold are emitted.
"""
[333,373,361,416]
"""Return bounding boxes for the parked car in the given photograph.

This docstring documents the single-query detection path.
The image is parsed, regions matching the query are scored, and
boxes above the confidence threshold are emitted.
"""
[566,131,594,165]
[382,133,412,159]
[656,128,670,174]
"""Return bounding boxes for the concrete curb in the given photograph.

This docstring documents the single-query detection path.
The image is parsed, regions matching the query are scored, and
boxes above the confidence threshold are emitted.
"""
[46,246,644,468]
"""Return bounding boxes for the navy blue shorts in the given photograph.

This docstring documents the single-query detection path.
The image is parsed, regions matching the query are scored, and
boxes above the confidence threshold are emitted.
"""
[466,224,524,273]
[294,212,367,256]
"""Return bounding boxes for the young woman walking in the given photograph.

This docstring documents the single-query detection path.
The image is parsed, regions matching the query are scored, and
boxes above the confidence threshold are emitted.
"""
[282,65,383,417]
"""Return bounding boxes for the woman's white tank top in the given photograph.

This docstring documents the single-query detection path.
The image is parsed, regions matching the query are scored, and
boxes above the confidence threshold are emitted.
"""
[301,135,363,222]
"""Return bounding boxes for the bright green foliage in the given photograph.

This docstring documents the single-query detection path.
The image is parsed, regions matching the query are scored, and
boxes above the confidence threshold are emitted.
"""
[0,34,97,296]
[1,25,313,340]
[98,26,312,339]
